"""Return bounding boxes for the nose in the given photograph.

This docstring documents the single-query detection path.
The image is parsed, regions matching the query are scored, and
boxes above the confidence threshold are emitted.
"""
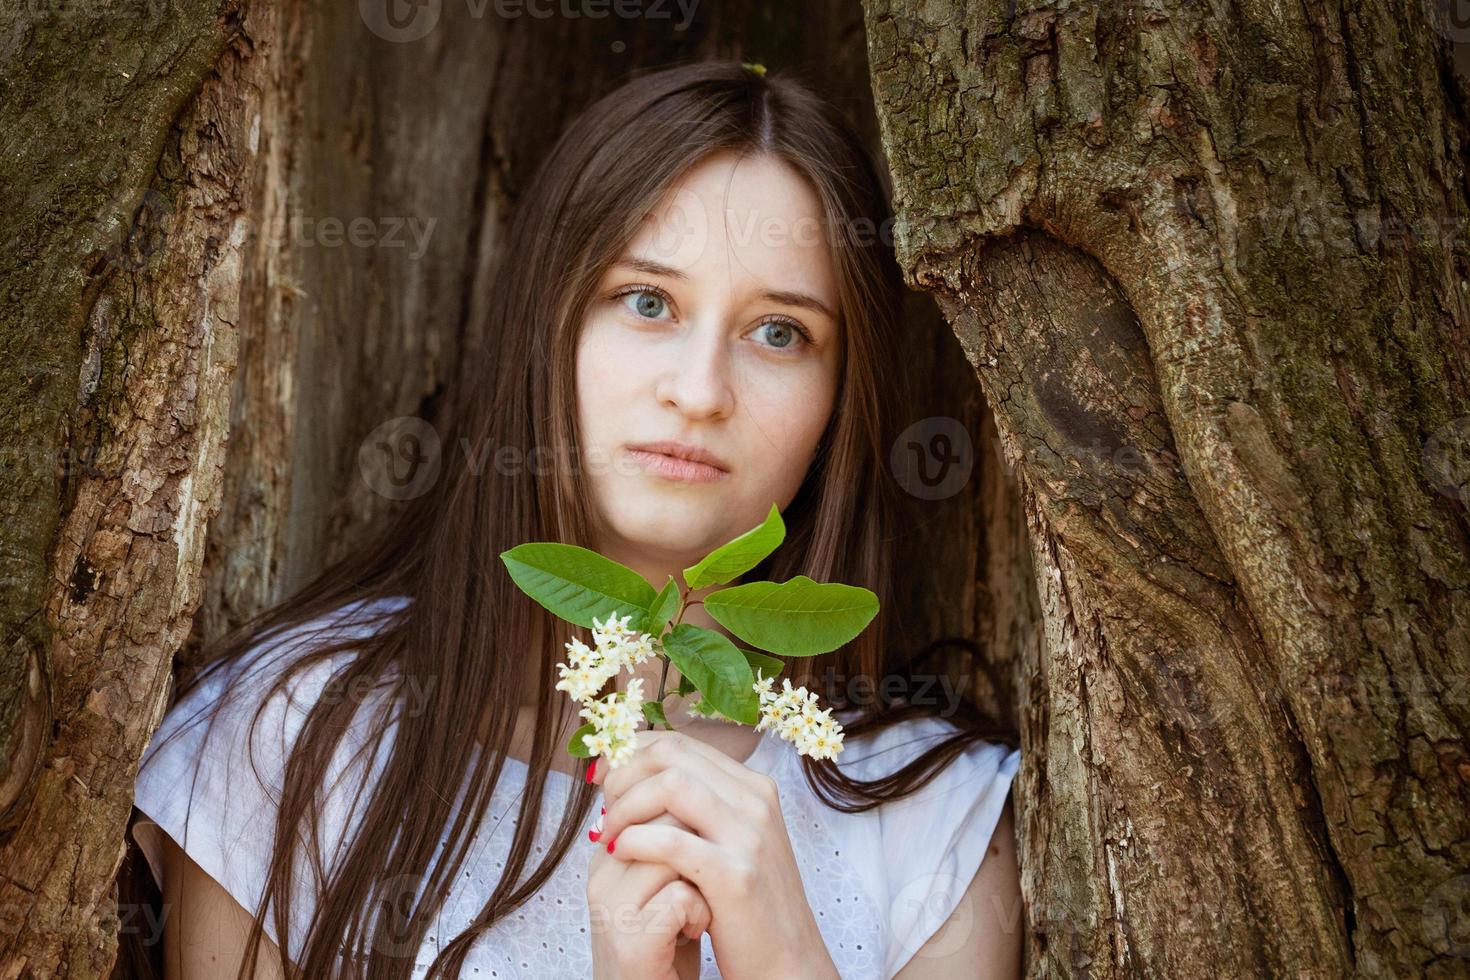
[655,314,736,421]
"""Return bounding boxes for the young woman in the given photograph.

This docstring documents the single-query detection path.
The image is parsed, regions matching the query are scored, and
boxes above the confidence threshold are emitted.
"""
[125,58,1022,980]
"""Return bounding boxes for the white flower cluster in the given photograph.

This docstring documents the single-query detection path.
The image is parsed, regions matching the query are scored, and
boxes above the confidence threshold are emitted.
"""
[579,677,646,769]
[554,611,657,768]
[752,670,845,760]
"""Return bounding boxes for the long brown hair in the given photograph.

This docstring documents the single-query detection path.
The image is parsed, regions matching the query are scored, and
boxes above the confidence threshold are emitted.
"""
[119,57,1016,980]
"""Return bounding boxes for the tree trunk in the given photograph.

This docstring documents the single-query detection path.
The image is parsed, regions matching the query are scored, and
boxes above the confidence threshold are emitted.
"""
[0,0,274,974]
[863,0,1470,976]
[3,3,1009,975]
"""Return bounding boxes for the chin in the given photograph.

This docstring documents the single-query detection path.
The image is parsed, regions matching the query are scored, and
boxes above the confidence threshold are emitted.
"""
[612,502,726,555]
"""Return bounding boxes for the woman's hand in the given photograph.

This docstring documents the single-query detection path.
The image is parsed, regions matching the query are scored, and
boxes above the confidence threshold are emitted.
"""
[591,730,840,980]
[586,807,711,980]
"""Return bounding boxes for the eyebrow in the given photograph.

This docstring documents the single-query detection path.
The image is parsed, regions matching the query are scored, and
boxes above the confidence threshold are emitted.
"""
[614,256,838,321]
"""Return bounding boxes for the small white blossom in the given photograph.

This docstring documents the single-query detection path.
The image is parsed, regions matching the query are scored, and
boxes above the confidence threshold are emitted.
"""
[752,670,845,761]
[553,611,656,703]
[551,610,662,770]
[579,677,646,768]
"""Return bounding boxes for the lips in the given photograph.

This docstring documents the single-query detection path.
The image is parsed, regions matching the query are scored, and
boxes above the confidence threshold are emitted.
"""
[625,440,731,485]
[625,440,731,473]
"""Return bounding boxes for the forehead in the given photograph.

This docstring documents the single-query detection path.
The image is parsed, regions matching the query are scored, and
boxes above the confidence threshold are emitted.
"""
[621,150,839,310]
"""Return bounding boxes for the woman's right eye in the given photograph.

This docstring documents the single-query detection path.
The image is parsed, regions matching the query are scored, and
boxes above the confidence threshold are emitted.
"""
[617,288,671,320]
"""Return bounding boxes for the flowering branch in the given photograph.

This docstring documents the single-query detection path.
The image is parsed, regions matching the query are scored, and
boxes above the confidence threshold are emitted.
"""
[502,503,877,770]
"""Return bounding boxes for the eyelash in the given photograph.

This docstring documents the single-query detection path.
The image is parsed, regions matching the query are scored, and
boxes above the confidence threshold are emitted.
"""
[610,283,816,349]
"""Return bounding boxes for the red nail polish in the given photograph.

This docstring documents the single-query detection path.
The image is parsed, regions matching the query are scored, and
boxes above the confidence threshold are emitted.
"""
[588,828,601,843]
[600,805,606,815]
[585,758,598,783]
[606,836,617,854]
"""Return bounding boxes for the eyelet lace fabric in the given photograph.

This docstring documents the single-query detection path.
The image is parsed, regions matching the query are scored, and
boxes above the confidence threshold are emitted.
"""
[133,597,1021,980]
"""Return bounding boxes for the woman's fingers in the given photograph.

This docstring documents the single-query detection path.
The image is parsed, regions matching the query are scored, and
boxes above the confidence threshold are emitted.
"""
[586,810,711,980]
[601,763,739,846]
[603,821,734,898]
[645,879,710,980]
[642,878,711,943]
[588,812,691,908]
[595,730,768,806]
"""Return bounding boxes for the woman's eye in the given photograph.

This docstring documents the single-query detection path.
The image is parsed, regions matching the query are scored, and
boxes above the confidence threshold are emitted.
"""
[619,289,669,320]
[754,319,808,351]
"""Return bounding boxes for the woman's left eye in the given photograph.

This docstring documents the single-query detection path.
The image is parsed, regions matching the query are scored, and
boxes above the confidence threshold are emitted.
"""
[618,288,670,320]
[752,319,812,352]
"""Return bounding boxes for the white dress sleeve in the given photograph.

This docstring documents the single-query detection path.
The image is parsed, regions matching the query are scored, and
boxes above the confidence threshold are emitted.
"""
[831,714,1021,980]
[131,599,405,964]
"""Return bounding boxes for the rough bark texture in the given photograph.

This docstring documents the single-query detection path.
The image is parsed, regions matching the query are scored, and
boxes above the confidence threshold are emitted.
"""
[0,0,274,974]
[864,0,1470,976]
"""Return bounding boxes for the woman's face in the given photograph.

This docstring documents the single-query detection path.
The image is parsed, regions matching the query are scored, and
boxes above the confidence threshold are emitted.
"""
[575,149,842,581]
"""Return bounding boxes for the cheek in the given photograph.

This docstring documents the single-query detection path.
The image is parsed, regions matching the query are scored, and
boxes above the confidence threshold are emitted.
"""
[575,318,639,430]
[740,363,837,468]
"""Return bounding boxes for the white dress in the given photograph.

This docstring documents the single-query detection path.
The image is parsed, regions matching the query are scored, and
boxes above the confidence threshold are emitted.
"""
[132,596,1021,979]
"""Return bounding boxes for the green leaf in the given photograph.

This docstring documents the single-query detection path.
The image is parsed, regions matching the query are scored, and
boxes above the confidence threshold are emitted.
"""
[661,624,759,725]
[647,576,681,636]
[740,647,786,684]
[703,575,879,656]
[682,503,785,590]
[500,543,656,631]
[642,700,671,729]
[567,722,596,757]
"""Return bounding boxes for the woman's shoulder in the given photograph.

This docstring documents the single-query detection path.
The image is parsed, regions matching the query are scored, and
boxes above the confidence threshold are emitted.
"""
[156,595,410,725]
[130,594,413,959]
[138,591,414,802]
[830,708,1021,793]
[820,708,1021,980]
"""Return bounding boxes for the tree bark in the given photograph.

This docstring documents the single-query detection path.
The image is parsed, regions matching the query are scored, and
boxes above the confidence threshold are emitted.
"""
[0,0,275,974]
[864,0,1470,976]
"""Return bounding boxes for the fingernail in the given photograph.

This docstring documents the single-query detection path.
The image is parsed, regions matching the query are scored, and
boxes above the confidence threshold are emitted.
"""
[588,828,601,843]
[606,836,617,854]
[600,805,605,815]
[585,758,598,783]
